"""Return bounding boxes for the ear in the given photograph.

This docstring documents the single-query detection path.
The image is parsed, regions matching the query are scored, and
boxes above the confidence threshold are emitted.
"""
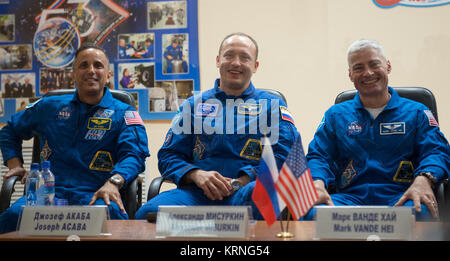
[106,70,112,84]
[251,60,259,74]
[216,55,220,68]
[348,69,354,82]
[386,60,392,74]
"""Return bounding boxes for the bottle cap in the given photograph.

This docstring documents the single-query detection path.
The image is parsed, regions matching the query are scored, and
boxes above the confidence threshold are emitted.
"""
[30,163,40,171]
[42,161,51,169]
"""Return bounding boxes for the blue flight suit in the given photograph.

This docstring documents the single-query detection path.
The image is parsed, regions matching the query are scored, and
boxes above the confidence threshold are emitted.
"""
[135,79,299,219]
[305,87,449,220]
[119,45,131,59]
[163,44,188,73]
[0,87,150,233]
[141,43,154,58]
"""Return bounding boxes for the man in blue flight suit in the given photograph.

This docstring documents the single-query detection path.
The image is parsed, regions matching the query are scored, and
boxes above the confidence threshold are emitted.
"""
[139,38,154,59]
[0,42,150,234]
[163,38,188,73]
[135,33,299,220]
[119,38,132,59]
[305,39,449,221]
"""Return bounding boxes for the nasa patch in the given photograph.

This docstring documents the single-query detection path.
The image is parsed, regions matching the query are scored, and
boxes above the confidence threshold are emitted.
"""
[347,121,363,135]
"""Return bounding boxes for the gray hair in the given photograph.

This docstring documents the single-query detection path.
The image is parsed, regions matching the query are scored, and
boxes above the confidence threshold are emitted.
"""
[347,39,387,65]
[218,32,259,60]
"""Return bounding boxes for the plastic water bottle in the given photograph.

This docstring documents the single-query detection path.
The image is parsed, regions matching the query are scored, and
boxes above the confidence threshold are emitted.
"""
[25,163,44,206]
[41,161,55,206]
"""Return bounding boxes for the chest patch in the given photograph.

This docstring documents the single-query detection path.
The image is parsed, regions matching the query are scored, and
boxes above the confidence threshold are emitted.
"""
[89,151,114,172]
[237,103,262,116]
[380,122,405,135]
[347,121,364,135]
[393,161,414,183]
[88,117,111,130]
[195,103,219,117]
[57,106,73,120]
[193,136,206,161]
[340,160,357,189]
[240,139,262,161]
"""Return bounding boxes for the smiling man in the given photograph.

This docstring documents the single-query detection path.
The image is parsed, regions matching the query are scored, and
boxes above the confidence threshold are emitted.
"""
[0,42,150,234]
[135,33,300,220]
[305,39,449,221]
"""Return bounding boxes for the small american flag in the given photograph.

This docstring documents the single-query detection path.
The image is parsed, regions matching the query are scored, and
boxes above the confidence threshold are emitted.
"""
[275,136,318,220]
[124,110,144,125]
[424,110,439,127]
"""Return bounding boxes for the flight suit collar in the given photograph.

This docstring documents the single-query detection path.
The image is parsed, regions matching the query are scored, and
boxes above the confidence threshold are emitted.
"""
[213,79,255,99]
[71,87,113,108]
[354,86,400,111]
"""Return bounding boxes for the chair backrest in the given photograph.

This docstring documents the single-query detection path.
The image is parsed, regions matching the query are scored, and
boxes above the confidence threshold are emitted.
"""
[334,87,438,122]
[32,89,136,163]
[43,89,136,108]
[259,88,288,105]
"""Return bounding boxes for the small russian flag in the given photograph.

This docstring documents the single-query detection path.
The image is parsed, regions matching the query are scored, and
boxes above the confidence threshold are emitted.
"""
[280,106,295,125]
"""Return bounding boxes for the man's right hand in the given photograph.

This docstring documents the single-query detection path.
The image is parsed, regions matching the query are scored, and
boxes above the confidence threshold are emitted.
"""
[314,180,334,206]
[3,166,27,184]
[184,169,232,201]
[3,158,27,184]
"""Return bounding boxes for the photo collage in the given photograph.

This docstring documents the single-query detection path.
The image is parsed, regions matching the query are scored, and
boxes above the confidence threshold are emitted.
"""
[0,0,199,121]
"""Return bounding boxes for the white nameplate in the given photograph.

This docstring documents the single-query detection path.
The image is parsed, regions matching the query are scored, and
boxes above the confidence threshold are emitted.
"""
[156,206,250,238]
[18,206,108,236]
[315,206,414,240]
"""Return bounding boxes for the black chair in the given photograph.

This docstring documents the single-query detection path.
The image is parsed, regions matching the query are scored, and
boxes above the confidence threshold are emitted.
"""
[335,87,448,221]
[0,89,142,219]
[146,88,289,201]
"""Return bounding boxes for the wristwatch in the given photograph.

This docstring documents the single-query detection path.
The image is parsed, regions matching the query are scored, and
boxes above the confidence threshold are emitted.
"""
[417,172,437,187]
[109,175,124,189]
[230,179,243,194]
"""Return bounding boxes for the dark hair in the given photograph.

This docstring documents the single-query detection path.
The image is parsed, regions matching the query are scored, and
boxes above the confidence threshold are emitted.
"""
[218,32,259,60]
[74,42,107,60]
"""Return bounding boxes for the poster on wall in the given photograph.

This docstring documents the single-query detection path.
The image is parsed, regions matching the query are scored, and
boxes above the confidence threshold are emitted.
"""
[373,0,450,8]
[0,0,199,121]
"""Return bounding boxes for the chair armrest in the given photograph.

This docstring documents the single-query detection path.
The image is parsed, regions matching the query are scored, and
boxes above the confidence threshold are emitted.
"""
[0,175,21,214]
[147,176,173,201]
[123,176,141,219]
[436,179,449,222]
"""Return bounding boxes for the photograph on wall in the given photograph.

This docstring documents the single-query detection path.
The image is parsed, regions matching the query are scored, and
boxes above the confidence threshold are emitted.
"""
[1,72,35,98]
[118,33,155,60]
[39,68,74,94]
[0,0,200,121]
[0,44,32,70]
[118,62,155,89]
[162,33,189,74]
[150,79,193,112]
[148,0,187,30]
[0,14,14,42]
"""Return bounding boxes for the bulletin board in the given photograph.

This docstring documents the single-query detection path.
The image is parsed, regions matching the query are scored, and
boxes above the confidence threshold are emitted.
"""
[0,0,200,121]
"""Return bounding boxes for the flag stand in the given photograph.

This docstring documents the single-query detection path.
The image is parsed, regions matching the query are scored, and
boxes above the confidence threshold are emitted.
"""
[276,210,294,238]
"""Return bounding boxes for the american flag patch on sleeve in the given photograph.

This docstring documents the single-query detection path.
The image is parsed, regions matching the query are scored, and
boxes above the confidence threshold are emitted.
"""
[124,111,144,125]
[424,110,439,127]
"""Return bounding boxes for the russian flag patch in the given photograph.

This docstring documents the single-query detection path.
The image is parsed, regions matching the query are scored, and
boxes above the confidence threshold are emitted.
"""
[280,106,295,125]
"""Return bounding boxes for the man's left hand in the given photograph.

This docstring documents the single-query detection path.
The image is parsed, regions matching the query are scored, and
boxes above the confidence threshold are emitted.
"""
[394,175,438,219]
[89,181,126,215]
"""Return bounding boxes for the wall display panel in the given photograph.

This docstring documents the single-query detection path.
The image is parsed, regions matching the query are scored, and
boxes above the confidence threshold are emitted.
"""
[0,0,199,121]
